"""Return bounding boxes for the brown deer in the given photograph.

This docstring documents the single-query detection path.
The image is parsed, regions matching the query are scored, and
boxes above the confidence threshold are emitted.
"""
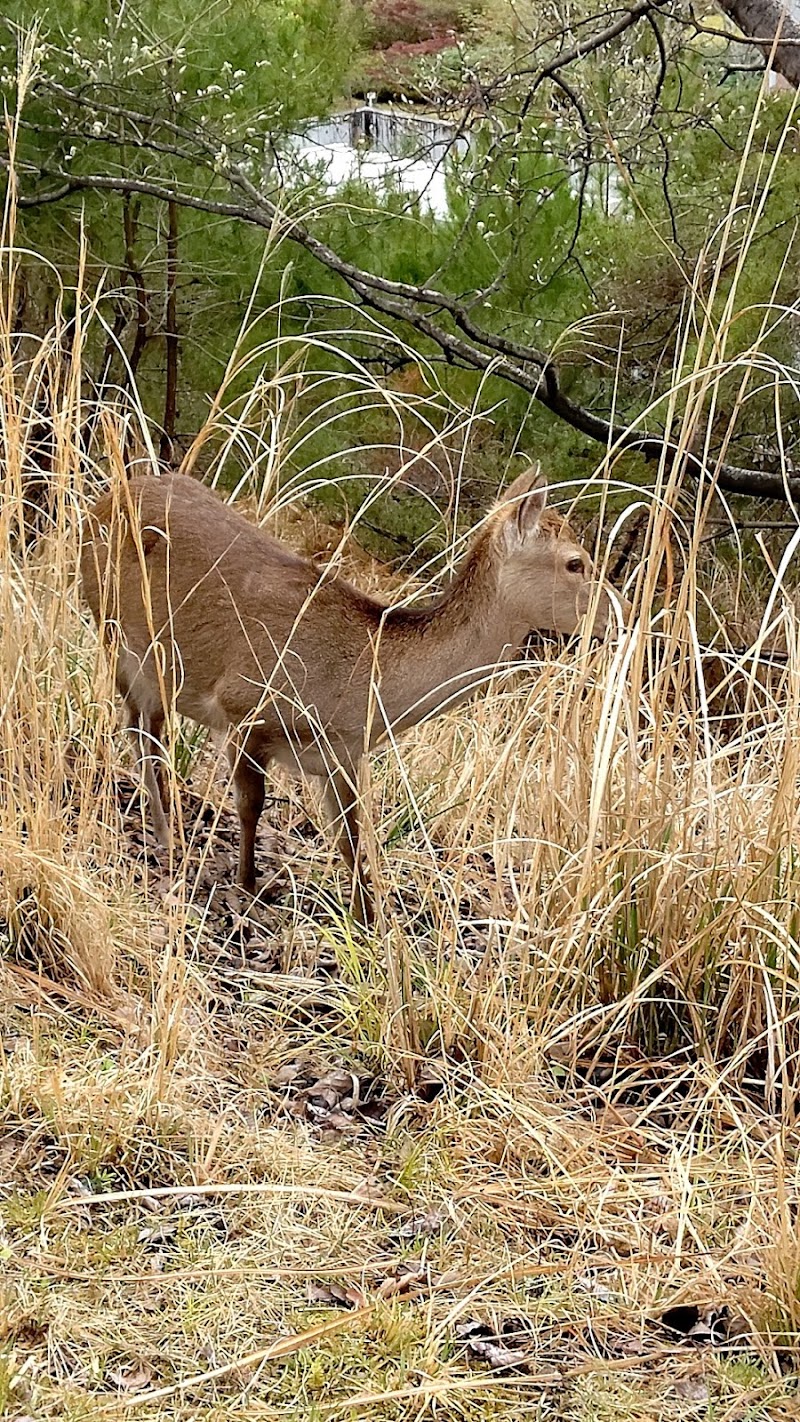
[81,467,627,923]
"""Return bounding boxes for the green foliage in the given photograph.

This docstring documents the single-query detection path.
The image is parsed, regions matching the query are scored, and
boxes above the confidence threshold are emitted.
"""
[3,0,356,129]
[301,72,800,491]
[3,0,360,433]
[3,0,800,528]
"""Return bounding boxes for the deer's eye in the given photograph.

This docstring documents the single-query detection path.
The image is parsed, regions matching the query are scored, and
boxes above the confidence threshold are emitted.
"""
[566,556,585,575]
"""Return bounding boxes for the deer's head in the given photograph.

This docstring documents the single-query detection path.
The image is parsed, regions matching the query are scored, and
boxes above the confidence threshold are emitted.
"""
[493,468,626,638]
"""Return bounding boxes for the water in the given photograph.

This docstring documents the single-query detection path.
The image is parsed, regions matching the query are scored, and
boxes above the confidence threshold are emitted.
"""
[286,105,468,217]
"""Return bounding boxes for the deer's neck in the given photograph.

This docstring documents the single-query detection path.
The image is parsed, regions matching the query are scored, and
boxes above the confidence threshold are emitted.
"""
[370,537,528,736]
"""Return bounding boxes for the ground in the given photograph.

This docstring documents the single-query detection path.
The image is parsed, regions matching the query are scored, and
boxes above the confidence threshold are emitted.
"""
[2,770,798,1421]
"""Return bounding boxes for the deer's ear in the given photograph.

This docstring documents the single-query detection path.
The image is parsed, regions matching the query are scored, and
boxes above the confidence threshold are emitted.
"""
[503,469,547,546]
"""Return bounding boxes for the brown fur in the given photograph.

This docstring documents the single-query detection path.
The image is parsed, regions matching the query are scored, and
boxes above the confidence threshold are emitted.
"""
[81,467,625,923]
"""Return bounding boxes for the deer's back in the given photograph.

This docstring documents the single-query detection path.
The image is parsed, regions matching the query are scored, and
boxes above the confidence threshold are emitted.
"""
[82,473,384,746]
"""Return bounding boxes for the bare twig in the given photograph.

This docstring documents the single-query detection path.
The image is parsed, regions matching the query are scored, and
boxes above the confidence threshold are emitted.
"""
[12,156,799,500]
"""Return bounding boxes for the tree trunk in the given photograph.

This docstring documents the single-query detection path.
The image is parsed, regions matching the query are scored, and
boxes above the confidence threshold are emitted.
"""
[718,0,800,87]
[160,197,179,464]
[123,193,151,379]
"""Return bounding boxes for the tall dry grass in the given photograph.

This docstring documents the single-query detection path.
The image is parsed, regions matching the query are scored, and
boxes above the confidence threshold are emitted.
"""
[1,91,800,1093]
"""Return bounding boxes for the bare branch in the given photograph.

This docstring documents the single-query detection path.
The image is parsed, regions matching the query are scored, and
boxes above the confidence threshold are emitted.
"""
[12,157,797,501]
[500,0,669,95]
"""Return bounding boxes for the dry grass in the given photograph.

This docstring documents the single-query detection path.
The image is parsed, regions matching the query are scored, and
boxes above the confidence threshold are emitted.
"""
[2,66,800,1422]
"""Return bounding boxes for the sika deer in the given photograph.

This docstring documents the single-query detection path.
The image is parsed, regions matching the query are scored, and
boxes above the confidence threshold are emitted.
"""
[81,467,625,923]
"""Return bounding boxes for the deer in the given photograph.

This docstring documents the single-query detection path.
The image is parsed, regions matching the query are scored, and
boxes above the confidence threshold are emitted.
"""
[81,466,627,925]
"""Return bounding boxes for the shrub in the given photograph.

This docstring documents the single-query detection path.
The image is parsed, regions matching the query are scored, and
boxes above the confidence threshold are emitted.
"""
[365,0,464,49]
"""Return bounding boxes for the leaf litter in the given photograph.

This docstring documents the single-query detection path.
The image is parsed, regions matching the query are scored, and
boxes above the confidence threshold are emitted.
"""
[456,1317,534,1372]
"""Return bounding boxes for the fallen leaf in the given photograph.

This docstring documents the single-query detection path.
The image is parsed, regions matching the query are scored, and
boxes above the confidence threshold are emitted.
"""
[65,1175,95,1198]
[137,1223,176,1245]
[463,1337,528,1370]
[306,1090,340,1114]
[652,1212,679,1241]
[456,1318,531,1371]
[377,1264,427,1299]
[108,1361,154,1392]
[392,1205,451,1242]
[598,1104,641,1128]
[673,1375,709,1403]
[308,1281,366,1310]
[284,1064,375,1132]
[311,1068,356,1098]
[321,1110,361,1136]
[175,1192,210,1212]
[574,1270,617,1301]
[436,1266,461,1289]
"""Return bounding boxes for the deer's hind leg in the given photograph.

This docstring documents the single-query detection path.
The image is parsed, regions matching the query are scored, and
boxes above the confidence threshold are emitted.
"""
[137,705,171,847]
[324,762,374,929]
[119,674,171,848]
